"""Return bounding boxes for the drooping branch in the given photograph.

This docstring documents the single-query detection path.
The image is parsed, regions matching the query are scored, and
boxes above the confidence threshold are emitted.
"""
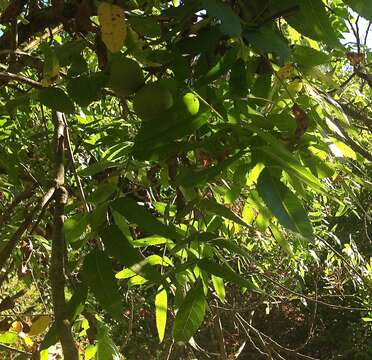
[50,111,78,360]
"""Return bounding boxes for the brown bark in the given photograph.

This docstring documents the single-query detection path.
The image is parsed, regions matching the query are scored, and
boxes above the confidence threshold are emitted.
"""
[50,112,78,360]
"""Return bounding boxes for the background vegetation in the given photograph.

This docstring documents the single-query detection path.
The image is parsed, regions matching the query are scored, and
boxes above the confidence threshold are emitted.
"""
[0,0,371,359]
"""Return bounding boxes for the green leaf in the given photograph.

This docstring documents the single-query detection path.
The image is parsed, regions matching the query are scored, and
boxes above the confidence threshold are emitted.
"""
[132,236,170,247]
[67,73,105,107]
[78,160,118,177]
[244,26,289,61]
[270,224,293,256]
[100,225,166,286]
[282,0,341,48]
[257,169,313,238]
[196,46,239,86]
[198,198,248,227]
[173,280,206,342]
[85,344,97,360]
[199,259,257,290]
[203,0,242,37]
[128,16,161,37]
[177,150,243,188]
[229,59,249,98]
[211,275,225,303]
[343,0,372,21]
[292,45,330,68]
[0,331,18,344]
[38,87,75,113]
[96,322,121,360]
[111,197,183,241]
[82,250,123,320]
[86,182,117,204]
[155,287,167,343]
[64,213,89,243]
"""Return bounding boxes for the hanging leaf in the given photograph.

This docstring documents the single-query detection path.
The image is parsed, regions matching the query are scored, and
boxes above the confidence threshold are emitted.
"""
[196,46,239,86]
[343,0,372,21]
[292,45,330,68]
[257,169,313,238]
[155,287,167,343]
[282,0,341,48]
[96,322,121,360]
[199,259,258,290]
[244,26,289,61]
[37,87,75,113]
[173,280,206,342]
[211,275,225,303]
[98,2,127,53]
[67,73,106,107]
[64,213,89,243]
[82,250,123,320]
[111,197,183,241]
[100,225,166,286]
[229,59,248,98]
[28,315,51,336]
[176,151,243,188]
[203,0,242,37]
[198,198,248,227]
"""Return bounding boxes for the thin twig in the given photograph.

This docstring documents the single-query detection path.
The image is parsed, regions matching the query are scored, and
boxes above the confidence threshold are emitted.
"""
[62,114,90,212]
[0,343,32,357]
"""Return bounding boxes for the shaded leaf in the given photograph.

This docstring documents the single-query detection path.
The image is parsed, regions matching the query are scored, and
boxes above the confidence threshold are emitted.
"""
[199,198,248,227]
[82,250,123,320]
[257,169,313,238]
[38,87,75,113]
[199,259,258,290]
[203,0,242,37]
[100,225,166,286]
[111,197,183,241]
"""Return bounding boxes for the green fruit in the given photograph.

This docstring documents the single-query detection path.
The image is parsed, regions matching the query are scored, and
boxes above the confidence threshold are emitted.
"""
[182,92,199,115]
[108,54,144,96]
[133,82,174,120]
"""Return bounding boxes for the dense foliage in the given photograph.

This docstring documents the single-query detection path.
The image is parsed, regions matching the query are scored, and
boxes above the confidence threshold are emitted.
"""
[0,0,371,359]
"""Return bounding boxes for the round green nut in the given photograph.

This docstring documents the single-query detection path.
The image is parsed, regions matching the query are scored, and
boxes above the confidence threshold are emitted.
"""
[182,92,199,115]
[133,82,174,120]
[108,55,144,97]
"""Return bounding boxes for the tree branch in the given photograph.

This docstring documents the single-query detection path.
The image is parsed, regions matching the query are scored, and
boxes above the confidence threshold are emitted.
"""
[0,71,42,87]
[50,111,78,360]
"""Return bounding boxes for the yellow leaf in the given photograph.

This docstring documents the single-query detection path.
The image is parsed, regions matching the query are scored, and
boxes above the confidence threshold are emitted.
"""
[287,80,303,97]
[98,2,126,53]
[28,315,51,336]
[277,64,294,80]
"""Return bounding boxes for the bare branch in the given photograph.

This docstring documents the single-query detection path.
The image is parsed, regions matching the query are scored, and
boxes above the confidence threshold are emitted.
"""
[0,71,42,87]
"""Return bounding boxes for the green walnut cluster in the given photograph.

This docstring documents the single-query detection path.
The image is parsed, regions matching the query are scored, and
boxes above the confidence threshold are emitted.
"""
[107,54,200,120]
